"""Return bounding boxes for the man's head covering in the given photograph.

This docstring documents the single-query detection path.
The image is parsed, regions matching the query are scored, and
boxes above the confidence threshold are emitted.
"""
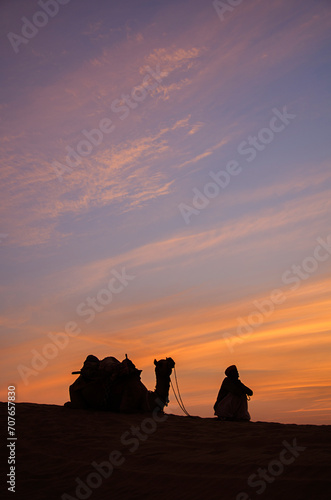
[225,365,238,377]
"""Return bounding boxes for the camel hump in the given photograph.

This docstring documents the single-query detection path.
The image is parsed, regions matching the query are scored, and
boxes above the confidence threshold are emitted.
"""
[99,356,121,371]
[98,355,141,382]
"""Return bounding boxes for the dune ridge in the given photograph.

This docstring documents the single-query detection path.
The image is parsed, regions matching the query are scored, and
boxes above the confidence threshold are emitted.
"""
[1,402,331,500]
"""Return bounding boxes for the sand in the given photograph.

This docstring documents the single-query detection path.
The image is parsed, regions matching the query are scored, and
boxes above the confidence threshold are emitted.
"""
[1,402,331,500]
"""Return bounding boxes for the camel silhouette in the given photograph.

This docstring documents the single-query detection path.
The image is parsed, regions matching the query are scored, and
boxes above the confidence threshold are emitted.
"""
[65,355,175,413]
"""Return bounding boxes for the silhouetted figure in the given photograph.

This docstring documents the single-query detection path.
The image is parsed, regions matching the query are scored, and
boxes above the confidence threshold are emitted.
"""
[214,365,253,421]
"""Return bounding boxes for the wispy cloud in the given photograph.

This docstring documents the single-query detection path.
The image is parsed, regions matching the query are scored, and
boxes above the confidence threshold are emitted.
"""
[1,0,331,423]
[175,151,213,169]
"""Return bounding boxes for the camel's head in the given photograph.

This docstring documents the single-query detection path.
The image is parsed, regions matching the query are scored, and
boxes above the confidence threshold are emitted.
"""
[154,357,175,377]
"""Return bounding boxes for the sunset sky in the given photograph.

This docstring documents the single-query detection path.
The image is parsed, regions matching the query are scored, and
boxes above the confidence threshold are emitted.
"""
[1,0,330,424]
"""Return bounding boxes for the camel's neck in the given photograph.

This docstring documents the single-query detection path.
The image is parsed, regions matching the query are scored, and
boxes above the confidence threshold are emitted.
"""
[154,374,171,406]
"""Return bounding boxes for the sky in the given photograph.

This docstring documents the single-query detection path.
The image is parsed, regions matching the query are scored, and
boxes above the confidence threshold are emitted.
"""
[0,0,330,424]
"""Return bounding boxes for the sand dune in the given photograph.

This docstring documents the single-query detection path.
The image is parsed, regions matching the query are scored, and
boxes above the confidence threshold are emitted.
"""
[1,402,331,500]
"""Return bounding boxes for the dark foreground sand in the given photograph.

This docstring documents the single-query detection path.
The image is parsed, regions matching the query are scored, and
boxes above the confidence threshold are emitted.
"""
[1,402,331,500]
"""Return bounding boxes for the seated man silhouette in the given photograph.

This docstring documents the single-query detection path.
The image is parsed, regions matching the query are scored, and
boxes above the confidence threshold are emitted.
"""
[214,365,253,421]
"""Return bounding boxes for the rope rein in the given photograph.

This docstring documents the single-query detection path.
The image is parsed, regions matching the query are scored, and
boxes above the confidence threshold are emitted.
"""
[170,366,191,417]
